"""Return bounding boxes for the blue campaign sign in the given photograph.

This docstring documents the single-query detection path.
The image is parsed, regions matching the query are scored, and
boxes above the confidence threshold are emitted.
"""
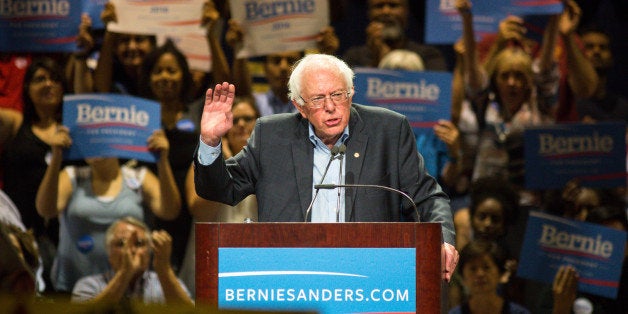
[0,0,83,52]
[425,0,563,44]
[524,122,626,190]
[218,248,416,314]
[503,0,563,16]
[62,94,161,163]
[83,0,106,29]
[353,68,452,135]
[518,211,627,299]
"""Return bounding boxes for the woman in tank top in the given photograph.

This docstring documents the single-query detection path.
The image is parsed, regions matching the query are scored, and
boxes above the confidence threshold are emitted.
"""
[35,127,181,292]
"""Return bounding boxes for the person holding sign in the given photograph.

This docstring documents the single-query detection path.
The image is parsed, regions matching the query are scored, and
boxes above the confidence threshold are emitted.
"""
[226,18,300,116]
[537,205,628,314]
[377,49,464,199]
[65,13,95,94]
[456,0,557,187]
[35,126,181,293]
[225,10,339,116]
[476,0,598,123]
[136,39,205,273]
[80,2,158,95]
[194,54,458,281]
[457,3,561,307]
[70,0,230,100]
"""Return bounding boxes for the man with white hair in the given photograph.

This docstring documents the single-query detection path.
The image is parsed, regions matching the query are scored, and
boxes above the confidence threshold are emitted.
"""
[71,217,193,306]
[194,53,459,281]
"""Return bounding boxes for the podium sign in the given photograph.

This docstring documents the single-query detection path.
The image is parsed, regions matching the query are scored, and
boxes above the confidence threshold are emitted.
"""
[218,248,416,313]
[196,222,442,313]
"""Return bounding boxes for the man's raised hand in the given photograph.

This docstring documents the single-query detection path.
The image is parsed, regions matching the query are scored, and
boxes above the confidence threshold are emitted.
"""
[200,82,235,147]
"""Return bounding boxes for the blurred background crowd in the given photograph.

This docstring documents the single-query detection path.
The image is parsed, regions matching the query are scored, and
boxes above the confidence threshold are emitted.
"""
[0,0,626,313]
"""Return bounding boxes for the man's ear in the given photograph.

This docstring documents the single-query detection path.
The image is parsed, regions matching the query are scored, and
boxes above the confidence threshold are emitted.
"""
[292,101,307,118]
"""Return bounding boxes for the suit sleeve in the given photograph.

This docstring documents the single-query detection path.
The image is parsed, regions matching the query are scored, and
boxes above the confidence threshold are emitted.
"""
[398,118,455,245]
[193,122,260,206]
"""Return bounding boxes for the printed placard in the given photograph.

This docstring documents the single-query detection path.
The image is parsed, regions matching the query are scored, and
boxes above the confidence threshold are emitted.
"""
[425,0,563,44]
[228,0,329,58]
[218,247,416,314]
[0,0,82,52]
[156,30,211,72]
[62,94,161,162]
[106,0,211,71]
[518,211,627,299]
[83,0,107,30]
[107,0,204,35]
[353,68,452,135]
[524,122,626,189]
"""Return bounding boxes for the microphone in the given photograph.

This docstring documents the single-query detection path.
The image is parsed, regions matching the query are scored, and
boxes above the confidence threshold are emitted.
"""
[304,145,342,222]
[336,144,347,155]
[334,144,346,222]
[314,183,420,222]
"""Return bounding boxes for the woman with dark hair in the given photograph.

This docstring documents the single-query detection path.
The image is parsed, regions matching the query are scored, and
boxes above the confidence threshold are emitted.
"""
[73,0,229,99]
[136,39,201,273]
[103,32,157,95]
[449,240,530,314]
[0,57,66,292]
[36,136,181,293]
[68,2,157,95]
[455,175,520,251]
[449,175,522,309]
[139,39,194,106]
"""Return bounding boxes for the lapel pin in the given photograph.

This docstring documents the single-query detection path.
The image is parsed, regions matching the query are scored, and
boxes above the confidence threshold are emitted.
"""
[354,152,360,158]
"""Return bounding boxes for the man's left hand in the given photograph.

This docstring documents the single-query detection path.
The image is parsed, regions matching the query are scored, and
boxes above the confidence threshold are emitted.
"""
[441,242,459,282]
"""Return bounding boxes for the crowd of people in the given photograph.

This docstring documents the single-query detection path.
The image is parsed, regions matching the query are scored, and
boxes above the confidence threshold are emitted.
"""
[0,0,626,313]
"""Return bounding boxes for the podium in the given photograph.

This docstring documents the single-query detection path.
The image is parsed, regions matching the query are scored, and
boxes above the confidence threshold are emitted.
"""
[196,222,442,313]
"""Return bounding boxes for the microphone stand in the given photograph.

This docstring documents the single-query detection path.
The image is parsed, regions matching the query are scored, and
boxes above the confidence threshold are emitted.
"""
[314,183,420,222]
[335,147,345,222]
[304,145,341,222]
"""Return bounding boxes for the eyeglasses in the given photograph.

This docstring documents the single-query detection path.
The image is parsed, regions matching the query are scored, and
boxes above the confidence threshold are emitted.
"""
[300,90,351,109]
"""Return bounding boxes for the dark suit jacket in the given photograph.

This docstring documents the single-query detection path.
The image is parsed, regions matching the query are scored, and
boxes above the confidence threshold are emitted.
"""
[194,104,455,244]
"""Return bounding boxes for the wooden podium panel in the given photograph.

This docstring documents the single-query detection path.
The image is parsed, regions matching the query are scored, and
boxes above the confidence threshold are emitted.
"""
[196,222,442,312]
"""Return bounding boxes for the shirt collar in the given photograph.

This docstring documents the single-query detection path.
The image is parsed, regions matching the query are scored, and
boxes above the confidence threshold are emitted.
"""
[308,123,349,151]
